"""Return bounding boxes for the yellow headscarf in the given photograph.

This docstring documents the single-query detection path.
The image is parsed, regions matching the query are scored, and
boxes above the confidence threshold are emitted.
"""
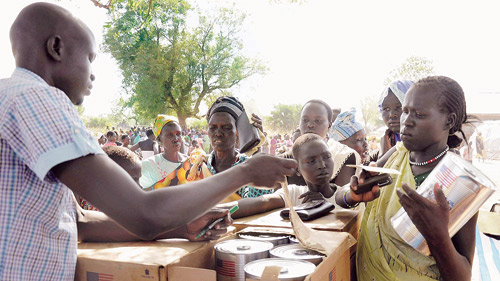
[153,115,178,138]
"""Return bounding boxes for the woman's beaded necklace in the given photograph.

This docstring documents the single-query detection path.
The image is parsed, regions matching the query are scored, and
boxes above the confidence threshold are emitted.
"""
[409,146,449,166]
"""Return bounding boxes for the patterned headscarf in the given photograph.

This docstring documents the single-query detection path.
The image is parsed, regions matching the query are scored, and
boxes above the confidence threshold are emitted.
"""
[378,80,413,111]
[206,96,244,121]
[331,108,364,141]
[153,115,179,138]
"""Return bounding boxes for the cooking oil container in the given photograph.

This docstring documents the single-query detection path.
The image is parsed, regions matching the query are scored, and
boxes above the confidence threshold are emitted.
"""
[244,258,316,281]
[238,233,289,246]
[270,244,325,265]
[214,239,274,281]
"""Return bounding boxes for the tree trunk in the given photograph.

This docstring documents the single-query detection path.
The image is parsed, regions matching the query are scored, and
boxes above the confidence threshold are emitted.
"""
[177,114,187,131]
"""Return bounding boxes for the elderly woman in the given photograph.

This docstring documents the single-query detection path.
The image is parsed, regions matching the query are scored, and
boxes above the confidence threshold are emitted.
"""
[378,80,413,158]
[188,96,271,202]
[139,115,191,190]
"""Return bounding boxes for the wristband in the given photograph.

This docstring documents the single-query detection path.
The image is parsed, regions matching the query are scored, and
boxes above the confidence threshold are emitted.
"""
[343,189,359,208]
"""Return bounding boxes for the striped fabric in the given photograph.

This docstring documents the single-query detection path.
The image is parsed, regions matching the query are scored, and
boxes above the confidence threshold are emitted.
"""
[0,68,104,280]
[472,227,500,281]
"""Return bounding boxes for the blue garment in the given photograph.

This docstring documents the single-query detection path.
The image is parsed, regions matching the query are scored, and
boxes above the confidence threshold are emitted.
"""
[0,68,104,280]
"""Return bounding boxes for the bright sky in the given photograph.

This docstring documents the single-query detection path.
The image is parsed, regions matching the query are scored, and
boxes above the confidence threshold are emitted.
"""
[2,0,500,119]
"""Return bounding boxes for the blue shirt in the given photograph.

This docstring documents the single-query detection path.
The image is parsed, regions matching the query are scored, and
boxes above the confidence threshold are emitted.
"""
[0,68,103,280]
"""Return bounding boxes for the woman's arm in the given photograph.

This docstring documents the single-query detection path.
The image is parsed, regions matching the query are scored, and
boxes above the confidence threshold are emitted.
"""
[398,184,477,281]
[224,193,285,219]
[333,153,357,186]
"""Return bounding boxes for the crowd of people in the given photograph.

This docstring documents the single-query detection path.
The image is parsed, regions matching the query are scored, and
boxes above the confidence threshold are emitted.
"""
[0,3,486,281]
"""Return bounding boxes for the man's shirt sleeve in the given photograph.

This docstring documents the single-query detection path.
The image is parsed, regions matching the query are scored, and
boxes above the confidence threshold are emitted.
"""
[6,85,103,180]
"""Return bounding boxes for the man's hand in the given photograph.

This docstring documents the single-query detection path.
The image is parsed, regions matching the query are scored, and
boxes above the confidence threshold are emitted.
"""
[184,208,232,241]
[241,154,297,187]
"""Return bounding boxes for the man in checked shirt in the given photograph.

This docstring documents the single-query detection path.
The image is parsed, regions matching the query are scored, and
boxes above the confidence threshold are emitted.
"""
[0,3,297,280]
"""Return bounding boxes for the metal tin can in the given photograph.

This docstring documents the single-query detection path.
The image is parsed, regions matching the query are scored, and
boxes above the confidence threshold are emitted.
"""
[238,233,289,246]
[244,258,316,281]
[270,244,325,265]
[391,153,497,255]
[288,236,299,244]
[214,239,274,281]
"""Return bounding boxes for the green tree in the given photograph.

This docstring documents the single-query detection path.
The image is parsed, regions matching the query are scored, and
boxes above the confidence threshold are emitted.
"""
[384,56,434,85]
[264,104,302,134]
[102,0,266,129]
[360,96,384,132]
[75,104,85,116]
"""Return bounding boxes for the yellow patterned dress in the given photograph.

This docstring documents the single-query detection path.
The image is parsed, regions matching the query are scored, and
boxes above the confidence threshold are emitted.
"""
[357,142,441,281]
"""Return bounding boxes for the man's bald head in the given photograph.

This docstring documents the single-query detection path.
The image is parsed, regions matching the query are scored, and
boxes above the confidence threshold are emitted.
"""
[10,2,97,105]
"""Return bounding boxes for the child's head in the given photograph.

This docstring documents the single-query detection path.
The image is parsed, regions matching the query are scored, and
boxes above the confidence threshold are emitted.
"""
[10,3,96,106]
[331,109,368,161]
[121,135,130,146]
[292,133,333,188]
[191,139,199,147]
[401,76,467,151]
[103,146,142,186]
[106,131,116,142]
[291,128,301,143]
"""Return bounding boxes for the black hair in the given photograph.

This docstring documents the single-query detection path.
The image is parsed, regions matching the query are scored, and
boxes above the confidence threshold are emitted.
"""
[292,133,325,160]
[301,99,333,124]
[413,76,467,148]
[121,134,129,141]
[103,146,140,168]
[146,129,154,137]
[106,131,115,138]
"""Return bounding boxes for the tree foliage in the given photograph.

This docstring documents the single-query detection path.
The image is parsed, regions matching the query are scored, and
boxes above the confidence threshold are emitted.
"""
[384,56,434,85]
[360,96,384,132]
[264,104,302,134]
[102,0,266,128]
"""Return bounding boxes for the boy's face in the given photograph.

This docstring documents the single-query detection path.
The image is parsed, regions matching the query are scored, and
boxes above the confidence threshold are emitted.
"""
[122,136,130,147]
[300,103,330,139]
[297,140,334,188]
[55,22,97,105]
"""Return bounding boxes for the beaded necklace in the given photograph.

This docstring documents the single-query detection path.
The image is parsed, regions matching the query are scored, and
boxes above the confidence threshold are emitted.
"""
[409,146,449,166]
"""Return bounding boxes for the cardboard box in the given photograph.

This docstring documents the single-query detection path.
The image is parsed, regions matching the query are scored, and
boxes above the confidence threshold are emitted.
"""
[233,209,360,240]
[76,227,351,281]
[168,228,351,281]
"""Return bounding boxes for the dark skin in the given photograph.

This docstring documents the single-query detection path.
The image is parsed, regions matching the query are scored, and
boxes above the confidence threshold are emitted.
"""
[208,112,239,172]
[299,102,355,186]
[379,91,403,156]
[207,112,264,172]
[226,139,335,219]
[13,3,298,242]
[339,85,476,281]
[159,122,184,162]
[340,129,368,163]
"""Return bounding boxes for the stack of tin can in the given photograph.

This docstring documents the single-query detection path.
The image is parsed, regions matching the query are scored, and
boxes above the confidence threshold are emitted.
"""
[214,236,322,281]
